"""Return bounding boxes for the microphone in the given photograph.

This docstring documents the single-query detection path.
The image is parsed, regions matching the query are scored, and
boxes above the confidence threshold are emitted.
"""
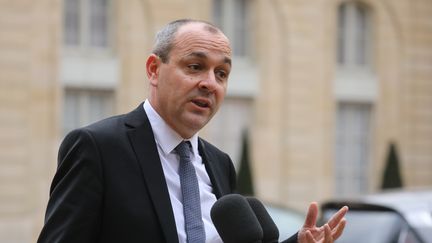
[246,197,280,243]
[211,194,264,243]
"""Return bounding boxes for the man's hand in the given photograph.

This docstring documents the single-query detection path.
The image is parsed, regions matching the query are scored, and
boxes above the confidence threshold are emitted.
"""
[298,202,348,243]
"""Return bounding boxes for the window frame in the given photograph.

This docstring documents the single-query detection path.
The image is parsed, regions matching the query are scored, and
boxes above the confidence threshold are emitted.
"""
[63,0,115,55]
[62,87,116,134]
[337,1,373,70]
[334,102,374,196]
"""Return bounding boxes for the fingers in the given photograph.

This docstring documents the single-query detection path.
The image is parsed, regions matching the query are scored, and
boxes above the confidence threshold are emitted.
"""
[323,224,333,243]
[305,230,315,243]
[301,203,348,243]
[327,206,348,229]
[303,202,319,228]
[304,225,332,243]
[331,218,347,240]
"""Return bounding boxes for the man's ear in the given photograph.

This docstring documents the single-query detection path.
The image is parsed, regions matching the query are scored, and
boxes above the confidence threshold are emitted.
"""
[146,54,161,86]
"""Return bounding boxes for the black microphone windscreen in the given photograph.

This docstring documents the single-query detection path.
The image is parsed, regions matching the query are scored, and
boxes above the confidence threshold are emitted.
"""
[246,197,279,243]
[211,194,263,243]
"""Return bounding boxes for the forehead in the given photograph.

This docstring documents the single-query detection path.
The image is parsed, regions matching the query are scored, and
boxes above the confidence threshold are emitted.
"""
[171,23,232,59]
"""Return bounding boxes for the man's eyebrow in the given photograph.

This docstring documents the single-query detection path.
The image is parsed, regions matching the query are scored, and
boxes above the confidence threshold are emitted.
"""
[185,51,232,67]
[186,51,207,59]
[224,57,232,67]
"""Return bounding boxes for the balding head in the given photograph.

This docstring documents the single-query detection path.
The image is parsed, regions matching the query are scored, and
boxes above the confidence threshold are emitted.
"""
[152,19,228,63]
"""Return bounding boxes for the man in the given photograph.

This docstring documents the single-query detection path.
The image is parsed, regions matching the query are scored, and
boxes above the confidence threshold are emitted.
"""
[38,19,347,243]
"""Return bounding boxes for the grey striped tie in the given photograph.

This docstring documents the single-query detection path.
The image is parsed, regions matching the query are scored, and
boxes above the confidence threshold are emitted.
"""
[175,141,205,243]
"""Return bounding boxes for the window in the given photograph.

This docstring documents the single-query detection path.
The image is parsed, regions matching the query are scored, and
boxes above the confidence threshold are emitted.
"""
[337,2,372,67]
[63,0,112,49]
[63,88,115,134]
[335,103,372,196]
[334,3,376,196]
[61,0,117,134]
[212,0,252,57]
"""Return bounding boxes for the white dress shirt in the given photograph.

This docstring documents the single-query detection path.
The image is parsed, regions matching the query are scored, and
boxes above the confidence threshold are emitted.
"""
[143,100,223,243]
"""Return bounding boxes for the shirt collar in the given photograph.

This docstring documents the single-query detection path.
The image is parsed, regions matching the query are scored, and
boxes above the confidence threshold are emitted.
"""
[143,100,199,156]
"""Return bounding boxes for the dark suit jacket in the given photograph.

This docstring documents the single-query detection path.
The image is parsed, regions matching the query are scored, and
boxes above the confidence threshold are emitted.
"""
[37,104,237,243]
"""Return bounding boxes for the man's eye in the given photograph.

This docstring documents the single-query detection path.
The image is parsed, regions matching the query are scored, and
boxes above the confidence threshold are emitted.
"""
[188,64,201,70]
[216,70,228,80]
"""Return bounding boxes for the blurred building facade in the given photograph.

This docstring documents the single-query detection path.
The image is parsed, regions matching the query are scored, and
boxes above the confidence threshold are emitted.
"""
[0,0,431,242]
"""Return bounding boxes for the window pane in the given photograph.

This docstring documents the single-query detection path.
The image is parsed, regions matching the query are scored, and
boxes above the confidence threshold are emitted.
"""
[63,88,114,135]
[337,4,346,64]
[89,0,109,47]
[337,2,371,67]
[335,103,372,196]
[355,6,368,65]
[63,89,80,134]
[233,0,247,56]
[64,0,80,46]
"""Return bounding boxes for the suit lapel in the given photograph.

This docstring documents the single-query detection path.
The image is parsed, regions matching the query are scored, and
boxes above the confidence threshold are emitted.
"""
[124,105,179,243]
[198,139,224,199]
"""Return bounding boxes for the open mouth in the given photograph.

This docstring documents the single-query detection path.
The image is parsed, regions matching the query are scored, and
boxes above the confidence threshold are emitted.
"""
[192,99,210,108]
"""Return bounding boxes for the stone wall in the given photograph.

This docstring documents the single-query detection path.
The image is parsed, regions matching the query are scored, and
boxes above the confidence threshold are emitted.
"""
[0,0,431,242]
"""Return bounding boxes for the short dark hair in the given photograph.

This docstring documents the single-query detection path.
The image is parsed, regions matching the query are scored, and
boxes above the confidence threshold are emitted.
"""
[152,19,222,63]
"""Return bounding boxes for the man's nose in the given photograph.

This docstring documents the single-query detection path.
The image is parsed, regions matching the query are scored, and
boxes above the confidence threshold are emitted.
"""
[198,70,218,92]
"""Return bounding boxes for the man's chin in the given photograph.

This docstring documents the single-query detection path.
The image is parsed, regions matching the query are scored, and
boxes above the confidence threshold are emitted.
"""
[183,115,211,132]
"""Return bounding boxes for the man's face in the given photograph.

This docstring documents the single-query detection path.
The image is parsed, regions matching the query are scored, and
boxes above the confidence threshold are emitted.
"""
[147,23,232,138]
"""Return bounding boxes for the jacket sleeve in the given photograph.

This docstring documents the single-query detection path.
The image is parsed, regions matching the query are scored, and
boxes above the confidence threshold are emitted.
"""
[37,128,104,243]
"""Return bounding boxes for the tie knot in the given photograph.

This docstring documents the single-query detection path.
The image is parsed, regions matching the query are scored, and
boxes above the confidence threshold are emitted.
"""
[175,141,191,159]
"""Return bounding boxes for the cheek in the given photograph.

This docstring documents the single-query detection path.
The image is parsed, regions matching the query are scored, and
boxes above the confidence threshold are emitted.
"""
[216,85,227,100]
